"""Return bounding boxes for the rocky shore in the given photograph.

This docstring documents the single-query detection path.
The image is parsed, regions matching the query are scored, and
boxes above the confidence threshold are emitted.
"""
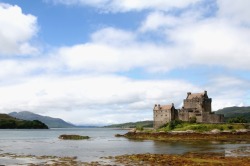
[1,151,250,166]
[100,152,250,166]
[118,130,250,142]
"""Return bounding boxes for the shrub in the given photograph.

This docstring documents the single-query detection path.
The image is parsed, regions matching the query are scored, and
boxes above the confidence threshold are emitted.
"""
[167,120,183,130]
[189,116,197,123]
[136,125,144,131]
[227,125,233,130]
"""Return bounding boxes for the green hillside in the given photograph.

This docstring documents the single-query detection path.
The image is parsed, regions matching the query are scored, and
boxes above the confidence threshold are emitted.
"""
[9,111,75,128]
[215,106,250,122]
[104,120,153,128]
[0,114,48,129]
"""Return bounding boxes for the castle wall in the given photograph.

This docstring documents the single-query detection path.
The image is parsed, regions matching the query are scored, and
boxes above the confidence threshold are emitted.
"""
[196,115,202,122]
[178,110,203,122]
[153,109,172,129]
[202,112,224,123]
[203,99,212,113]
[178,110,189,121]
[183,99,203,112]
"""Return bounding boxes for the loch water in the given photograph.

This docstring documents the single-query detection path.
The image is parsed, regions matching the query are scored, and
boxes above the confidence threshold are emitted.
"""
[0,128,249,163]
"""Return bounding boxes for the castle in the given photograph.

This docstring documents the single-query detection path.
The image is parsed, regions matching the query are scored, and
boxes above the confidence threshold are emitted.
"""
[153,91,224,129]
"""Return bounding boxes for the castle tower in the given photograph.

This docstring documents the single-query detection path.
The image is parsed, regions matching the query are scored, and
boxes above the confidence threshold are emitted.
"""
[183,90,211,113]
[153,103,177,129]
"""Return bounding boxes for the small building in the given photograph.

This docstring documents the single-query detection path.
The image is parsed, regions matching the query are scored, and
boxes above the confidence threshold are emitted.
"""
[153,91,224,129]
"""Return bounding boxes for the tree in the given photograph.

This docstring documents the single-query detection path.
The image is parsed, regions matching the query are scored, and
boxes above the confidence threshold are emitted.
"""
[227,116,247,123]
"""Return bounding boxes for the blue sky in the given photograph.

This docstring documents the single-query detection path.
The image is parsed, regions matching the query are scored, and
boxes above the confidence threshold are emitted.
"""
[0,0,250,125]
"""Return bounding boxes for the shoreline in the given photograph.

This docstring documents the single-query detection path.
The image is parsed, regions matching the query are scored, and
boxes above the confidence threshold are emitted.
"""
[118,130,250,142]
[1,150,250,166]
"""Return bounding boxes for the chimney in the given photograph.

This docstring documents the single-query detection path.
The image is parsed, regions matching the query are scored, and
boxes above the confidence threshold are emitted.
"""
[204,90,207,95]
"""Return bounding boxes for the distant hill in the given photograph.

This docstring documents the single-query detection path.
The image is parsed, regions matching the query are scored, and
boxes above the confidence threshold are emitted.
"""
[9,111,75,128]
[215,106,250,122]
[0,113,48,129]
[104,120,153,128]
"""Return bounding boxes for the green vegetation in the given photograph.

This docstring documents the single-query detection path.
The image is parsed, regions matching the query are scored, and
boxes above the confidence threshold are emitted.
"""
[216,106,250,122]
[227,116,248,123]
[59,134,90,140]
[104,120,153,128]
[135,125,144,131]
[158,120,247,132]
[189,116,197,123]
[0,114,48,129]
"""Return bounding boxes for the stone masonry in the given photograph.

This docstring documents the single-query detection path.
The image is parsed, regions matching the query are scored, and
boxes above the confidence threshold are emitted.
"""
[153,91,224,129]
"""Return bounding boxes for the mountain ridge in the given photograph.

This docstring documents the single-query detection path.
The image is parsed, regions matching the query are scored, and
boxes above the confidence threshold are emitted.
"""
[9,111,75,128]
[0,113,48,129]
[215,106,250,122]
[104,120,153,128]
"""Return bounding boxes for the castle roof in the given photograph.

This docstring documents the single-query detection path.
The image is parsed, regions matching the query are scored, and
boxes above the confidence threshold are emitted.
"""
[186,91,208,99]
[161,105,173,110]
[187,93,204,99]
[154,103,174,110]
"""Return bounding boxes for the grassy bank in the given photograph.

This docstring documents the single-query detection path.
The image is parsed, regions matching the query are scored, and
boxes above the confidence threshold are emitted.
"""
[123,131,250,142]
[119,121,250,142]
[158,120,248,132]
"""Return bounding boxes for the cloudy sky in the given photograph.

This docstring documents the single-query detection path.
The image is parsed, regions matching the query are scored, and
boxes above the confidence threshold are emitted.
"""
[0,0,250,125]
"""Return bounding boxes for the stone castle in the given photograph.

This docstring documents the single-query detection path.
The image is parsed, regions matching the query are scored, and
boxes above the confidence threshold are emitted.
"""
[153,91,224,129]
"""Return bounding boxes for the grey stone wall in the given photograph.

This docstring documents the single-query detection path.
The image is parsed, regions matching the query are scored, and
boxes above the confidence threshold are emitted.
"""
[202,112,224,123]
[153,105,178,128]
[203,98,212,113]
[153,109,171,129]
[178,110,189,121]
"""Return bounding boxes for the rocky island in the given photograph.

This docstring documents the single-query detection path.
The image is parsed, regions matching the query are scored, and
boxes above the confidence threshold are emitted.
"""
[117,121,250,142]
[59,134,90,140]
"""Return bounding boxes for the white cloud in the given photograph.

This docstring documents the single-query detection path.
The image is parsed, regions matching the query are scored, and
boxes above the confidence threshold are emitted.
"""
[139,11,181,32]
[0,72,248,124]
[0,74,200,125]
[0,3,38,56]
[47,0,200,12]
[206,76,250,111]
[91,27,135,45]
[217,0,250,25]
[54,26,192,73]
[138,8,250,70]
[171,19,250,69]
[0,1,250,125]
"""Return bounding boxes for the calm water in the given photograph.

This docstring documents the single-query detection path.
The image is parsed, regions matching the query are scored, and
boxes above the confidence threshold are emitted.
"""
[0,128,249,163]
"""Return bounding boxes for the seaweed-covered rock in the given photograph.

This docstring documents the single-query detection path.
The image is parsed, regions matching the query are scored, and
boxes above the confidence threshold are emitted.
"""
[59,134,90,140]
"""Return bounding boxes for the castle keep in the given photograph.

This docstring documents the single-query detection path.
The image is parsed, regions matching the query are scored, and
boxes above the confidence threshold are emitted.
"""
[153,91,224,129]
